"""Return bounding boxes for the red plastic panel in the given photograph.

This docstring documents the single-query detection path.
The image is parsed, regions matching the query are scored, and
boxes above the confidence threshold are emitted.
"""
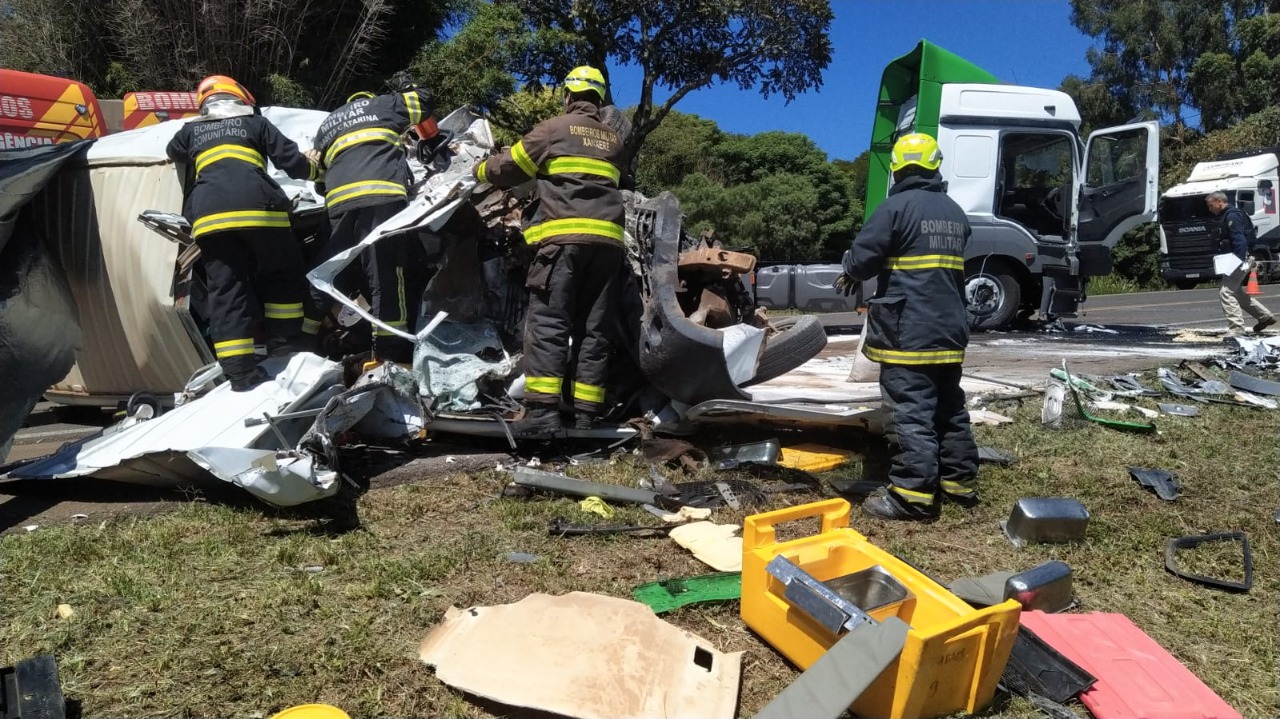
[1019,611,1242,719]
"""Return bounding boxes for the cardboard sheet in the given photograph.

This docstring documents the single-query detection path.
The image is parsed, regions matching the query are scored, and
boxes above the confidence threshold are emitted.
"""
[669,521,743,572]
[419,592,742,719]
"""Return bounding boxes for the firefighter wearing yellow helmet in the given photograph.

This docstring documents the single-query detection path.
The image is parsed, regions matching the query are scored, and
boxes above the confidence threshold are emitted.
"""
[471,65,625,438]
[836,131,979,521]
[165,74,321,391]
[303,78,438,366]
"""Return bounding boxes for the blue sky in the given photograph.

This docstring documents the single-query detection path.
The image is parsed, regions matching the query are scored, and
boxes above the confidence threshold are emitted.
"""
[607,0,1096,161]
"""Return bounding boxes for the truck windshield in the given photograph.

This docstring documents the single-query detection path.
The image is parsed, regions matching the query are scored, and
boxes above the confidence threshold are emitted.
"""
[1159,194,1230,222]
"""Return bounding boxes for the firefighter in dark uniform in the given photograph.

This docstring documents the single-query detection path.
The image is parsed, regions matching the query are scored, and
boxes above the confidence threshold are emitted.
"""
[166,75,320,391]
[836,132,979,521]
[472,66,626,438]
[305,82,437,367]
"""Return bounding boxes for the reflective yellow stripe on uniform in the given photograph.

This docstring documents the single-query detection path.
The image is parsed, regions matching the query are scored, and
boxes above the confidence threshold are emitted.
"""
[891,486,936,505]
[192,210,291,238]
[403,91,423,125]
[573,382,605,404]
[523,217,624,245]
[301,318,322,335]
[263,302,304,320]
[373,320,408,337]
[941,480,977,495]
[511,140,538,178]
[885,254,965,270]
[526,376,563,395]
[543,156,621,184]
[194,144,265,175]
[476,160,489,184]
[325,179,407,209]
[323,127,402,167]
[214,337,256,358]
[863,346,965,365]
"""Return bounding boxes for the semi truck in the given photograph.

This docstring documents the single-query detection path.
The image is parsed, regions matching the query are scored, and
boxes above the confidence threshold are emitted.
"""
[1158,148,1279,288]
[865,41,1160,330]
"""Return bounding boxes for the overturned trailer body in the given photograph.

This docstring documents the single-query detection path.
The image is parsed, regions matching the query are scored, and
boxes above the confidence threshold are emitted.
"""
[1,107,876,505]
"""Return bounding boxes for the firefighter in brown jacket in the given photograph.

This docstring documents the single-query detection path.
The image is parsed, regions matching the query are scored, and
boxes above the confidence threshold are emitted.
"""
[472,66,626,438]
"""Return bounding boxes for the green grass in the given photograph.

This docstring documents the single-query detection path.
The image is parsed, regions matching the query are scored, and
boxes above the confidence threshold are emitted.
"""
[1087,274,1146,295]
[2,373,1277,718]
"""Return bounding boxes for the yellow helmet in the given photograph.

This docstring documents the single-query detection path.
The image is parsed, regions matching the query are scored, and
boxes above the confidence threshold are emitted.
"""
[564,65,607,101]
[889,132,943,173]
[346,91,375,104]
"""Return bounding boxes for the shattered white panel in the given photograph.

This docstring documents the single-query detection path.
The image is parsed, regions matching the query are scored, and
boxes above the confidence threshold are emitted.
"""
[415,321,516,411]
[8,354,344,506]
[722,324,765,386]
[307,109,493,342]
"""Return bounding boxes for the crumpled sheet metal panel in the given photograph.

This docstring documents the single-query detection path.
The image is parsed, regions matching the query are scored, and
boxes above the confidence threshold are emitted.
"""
[8,354,344,506]
[0,142,90,462]
[30,161,208,401]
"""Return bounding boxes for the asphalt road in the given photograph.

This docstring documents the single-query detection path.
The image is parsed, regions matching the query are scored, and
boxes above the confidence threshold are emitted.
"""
[818,286,1229,330]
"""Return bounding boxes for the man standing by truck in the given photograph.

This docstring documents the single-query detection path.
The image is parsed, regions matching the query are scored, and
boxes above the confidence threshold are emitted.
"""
[836,132,979,521]
[1208,191,1274,335]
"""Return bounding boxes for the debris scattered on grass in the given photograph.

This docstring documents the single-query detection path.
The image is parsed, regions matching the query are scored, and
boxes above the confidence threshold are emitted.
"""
[418,592,742,719]
[578,496,614,518]
[55,604,74,620]
[669,522,742,572]
[502,552,540,564]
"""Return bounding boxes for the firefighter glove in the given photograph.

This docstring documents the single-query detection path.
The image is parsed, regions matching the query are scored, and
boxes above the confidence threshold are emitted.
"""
[834,272,859,297]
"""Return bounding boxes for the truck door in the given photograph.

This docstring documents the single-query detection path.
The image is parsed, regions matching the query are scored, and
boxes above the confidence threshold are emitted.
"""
[1076,120,1160,247]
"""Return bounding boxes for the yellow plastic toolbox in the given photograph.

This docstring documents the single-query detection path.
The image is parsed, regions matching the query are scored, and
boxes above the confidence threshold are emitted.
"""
[741,498,1021,719]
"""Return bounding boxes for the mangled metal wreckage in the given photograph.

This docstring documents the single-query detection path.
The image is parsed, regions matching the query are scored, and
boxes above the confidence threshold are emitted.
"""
[0,107,868,507]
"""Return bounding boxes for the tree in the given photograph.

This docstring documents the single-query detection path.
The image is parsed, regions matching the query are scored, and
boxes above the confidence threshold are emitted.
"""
[0,0,459,104]
[484,0,833,170]
[1069,0,1277,139]
[1057,74,1139,135]
[633,109,722,195]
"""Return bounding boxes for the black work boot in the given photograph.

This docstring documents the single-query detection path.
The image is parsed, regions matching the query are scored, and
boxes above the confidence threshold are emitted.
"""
[228,366,268,392]
[1254,316,1276,334]
[573,412,598,431]
[861,487,939,522]
[511,407,563,439]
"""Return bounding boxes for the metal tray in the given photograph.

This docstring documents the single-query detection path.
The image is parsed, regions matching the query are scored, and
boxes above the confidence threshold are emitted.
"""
[823,565,912,613]
[1001,498,1089,547]
[1004,561,1074,612]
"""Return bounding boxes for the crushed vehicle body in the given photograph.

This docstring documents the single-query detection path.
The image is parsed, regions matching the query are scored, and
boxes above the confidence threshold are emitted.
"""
[1,106,847,499]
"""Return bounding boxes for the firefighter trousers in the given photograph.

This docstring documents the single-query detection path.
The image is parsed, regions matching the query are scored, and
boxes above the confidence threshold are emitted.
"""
[879,363,979,507]
[198,226,307,380]
[305,200,420,363]
[523,242,623,414]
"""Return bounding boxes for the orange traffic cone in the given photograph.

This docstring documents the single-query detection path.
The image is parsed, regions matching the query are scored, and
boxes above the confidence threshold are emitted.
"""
[1246,268,1263,296]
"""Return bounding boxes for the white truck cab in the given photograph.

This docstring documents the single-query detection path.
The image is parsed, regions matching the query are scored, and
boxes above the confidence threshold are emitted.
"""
[1158,150,1280,288]
[865,41,1161,330]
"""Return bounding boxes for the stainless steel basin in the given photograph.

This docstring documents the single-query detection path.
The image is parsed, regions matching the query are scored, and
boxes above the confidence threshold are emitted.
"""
[1001,497,1089,547]
[823,564,912,612]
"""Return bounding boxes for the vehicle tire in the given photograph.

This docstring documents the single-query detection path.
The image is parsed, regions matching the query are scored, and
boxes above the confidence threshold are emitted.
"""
[743,315,828,386]
[964,264,1021,331]
[1173,279,1199,290]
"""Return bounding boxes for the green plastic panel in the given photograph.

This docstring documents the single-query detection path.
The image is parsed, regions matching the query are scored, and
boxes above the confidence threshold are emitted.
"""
[864,40,999,219]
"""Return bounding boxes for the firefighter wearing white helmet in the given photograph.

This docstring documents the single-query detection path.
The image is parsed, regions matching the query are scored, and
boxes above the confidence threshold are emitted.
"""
[836,132,979,521]
[472,65,626,438]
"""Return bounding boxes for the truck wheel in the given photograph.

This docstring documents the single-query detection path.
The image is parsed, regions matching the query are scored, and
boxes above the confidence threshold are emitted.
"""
[964,266,1021,331]
[742,315,828,386]
[1173,279,1199,290]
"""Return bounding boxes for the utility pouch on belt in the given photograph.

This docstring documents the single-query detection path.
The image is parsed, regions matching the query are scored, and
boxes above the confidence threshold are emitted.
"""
[526,243,563,292]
